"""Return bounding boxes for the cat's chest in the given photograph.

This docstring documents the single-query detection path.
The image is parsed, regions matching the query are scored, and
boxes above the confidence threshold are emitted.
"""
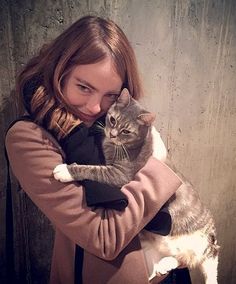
[103,143,131,165]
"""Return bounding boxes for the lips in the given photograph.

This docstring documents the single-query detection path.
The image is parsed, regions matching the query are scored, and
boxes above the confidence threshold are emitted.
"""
[79,112,95,121]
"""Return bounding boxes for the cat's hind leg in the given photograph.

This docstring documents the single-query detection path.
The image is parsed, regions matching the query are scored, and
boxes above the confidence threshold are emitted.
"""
[200,255,219,284]
[148,256,179,281]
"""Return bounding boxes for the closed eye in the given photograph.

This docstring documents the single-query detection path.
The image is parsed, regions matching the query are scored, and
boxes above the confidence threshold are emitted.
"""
[77,84,91,93]
[105,93,119,102]
[122,129,131,135]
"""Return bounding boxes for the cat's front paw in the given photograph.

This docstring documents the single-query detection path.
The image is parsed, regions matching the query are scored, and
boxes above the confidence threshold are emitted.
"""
[149,256,179,280]
[53,164,74,182]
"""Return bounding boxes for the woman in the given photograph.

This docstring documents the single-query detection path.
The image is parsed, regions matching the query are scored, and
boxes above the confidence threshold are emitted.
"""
[5,16,185,283]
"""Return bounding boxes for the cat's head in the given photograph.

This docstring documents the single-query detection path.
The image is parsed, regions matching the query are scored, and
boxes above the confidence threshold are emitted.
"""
[104,89,155,148]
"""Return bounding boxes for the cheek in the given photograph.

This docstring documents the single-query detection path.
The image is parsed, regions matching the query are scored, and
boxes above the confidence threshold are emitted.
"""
[66,94,83,106]
[63,86,84,106]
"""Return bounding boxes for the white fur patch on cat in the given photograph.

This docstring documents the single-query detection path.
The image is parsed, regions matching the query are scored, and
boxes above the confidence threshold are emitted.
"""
[200,257,219,284]
[140,229,217,282]
[149,256,179,279]
[53,164,74,182]
[151,126,167,162]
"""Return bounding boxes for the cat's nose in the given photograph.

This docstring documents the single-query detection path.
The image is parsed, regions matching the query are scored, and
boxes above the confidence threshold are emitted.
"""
[110,129,118,138]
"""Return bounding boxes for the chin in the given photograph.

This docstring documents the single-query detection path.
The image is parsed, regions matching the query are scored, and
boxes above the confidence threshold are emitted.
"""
[83,121,95,127]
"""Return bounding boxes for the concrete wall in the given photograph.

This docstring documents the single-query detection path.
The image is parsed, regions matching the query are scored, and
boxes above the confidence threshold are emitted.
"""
[1,0,235,283]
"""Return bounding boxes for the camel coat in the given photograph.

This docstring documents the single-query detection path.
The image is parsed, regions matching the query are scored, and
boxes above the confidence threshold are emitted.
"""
[6,120,182,284]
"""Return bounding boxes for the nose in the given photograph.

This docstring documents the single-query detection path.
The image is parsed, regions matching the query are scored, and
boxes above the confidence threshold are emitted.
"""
[86,95,102,115]
[110,129,118,138]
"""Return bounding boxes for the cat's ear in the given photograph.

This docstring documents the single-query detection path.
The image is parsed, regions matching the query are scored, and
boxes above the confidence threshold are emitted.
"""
[137,112,156,126]
[117,88,131,107]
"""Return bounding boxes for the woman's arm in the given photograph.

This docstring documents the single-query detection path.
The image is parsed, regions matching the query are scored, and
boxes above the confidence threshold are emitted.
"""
[6,120,181,260]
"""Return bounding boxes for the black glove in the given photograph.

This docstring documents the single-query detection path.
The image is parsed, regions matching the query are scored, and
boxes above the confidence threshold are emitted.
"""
[145,205,171,236]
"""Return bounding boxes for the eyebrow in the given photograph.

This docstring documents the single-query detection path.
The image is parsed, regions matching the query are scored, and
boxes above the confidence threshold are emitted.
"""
[75,77,121,95]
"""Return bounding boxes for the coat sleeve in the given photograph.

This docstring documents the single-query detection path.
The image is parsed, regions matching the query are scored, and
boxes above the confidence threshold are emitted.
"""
[5,121,182,260]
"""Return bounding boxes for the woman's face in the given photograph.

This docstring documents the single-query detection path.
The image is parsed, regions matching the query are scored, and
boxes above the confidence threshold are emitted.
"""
[62,57,123,126]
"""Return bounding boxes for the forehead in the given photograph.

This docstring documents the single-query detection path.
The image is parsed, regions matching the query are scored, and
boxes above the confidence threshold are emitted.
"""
[70,57,123,92]
[110,103,139,122]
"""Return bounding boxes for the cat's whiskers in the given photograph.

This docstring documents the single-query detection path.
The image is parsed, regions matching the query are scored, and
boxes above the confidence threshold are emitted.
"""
[121,144,130,161]
[114,145,122,161]
[113,145,119,162]
[93,128,104,134]
[120,146,125,160]
[116,145,121,160]
[119,146,122,160]
[94,125,104,132]
[92,121,105,133]
[96,121,105,128]
[113,145,130,161]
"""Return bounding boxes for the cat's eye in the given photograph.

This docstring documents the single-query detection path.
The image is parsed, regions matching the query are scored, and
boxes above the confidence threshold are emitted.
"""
[109,116,116,126]
[122,129,131,135]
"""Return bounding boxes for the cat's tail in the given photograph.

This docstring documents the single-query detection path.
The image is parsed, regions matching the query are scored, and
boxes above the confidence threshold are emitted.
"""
[200,229,220,284]
[200,253,219,284]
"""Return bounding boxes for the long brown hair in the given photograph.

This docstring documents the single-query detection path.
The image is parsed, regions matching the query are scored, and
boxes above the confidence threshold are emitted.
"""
[17,15,143,139]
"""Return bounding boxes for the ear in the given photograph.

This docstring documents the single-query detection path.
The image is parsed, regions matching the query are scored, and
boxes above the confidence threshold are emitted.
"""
[117,88,131,107]
[137,112,156,126]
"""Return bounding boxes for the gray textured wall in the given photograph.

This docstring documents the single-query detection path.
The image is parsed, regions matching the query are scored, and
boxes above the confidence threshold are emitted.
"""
[1,1,235,283]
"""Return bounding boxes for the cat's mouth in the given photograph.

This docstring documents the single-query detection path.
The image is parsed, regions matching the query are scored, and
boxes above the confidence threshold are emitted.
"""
[108,135,121,145]
[104,128,123,145]
[110,139,122,146]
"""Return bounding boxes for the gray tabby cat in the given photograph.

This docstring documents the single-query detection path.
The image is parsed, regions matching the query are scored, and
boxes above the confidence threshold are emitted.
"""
[53,89,219,283]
